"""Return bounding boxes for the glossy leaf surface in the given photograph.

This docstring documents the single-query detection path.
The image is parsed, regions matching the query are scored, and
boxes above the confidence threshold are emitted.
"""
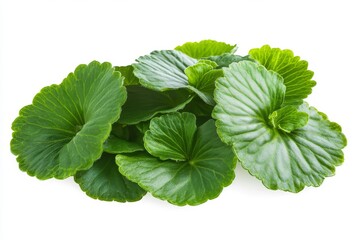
[213,61,346,192]
[11,61,126,179]
[117,116,236,205]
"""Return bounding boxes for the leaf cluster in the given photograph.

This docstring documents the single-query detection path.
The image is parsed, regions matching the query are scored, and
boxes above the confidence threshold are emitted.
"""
[10,40,347,205]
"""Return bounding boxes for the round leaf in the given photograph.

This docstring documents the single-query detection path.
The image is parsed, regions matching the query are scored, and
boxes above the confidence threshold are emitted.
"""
[144,112,197,161]
[11,61,126,179]
[213,61,347,192]
[75,153,146,202]
[175,40,237,59]
[249,45,316,105]
[117,119,236,206]
[133,50,197,91]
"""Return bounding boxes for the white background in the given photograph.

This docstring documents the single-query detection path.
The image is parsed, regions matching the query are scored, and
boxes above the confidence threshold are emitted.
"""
[1,0,359,239]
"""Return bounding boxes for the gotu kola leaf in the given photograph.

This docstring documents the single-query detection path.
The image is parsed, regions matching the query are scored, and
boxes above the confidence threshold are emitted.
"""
[175,39,237,59]
[249,45,316,106]
[133,50,222,105]
[11,61,126,179]
[213,61,346,192]
[116,112,236,206]
[75,153,146,202]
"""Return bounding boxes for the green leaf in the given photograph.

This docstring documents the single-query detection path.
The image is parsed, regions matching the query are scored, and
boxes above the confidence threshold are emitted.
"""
[134,50,222,105]
[115,65,139,86]
[185,61,224,105]
[75,153,146,202]
[119,85,193,125]
[206,53,254,68]
[144,112,197,161]
[10,61,126,179]
[185,62,214,86]
[117,118,236,206]
[213,61,346,192]
[249,45,316,105]
[182,96,214,117]
[269,105,308,133]
[133,50,197,91]
[175,40,237,59]
[103,135,144,154]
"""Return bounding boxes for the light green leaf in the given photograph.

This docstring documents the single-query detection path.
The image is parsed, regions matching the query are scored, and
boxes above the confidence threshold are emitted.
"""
[115,65,139,86]
[75,153,146,202]
[269,105,308,133]
[206,53,254,68]
[11,61,126,179]
[119,85,193,125]
[175,40,237,59]
[249,45,316,105]
[185,62,214,86]
[133,50,197,91]
[185,61,224,105]
[117,118,236,206]
[134,50,222,105]
[144,112,197,161]
[213,61,346,192]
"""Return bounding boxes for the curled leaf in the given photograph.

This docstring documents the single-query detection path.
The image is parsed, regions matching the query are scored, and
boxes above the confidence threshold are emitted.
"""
[11,61,126,179]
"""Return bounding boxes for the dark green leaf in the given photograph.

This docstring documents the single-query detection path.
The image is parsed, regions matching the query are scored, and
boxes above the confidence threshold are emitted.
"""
[103,135,144,154]
[119,85,193,125]
[11,61,126,179]
[75,153,146,202]
[117,118,236,206]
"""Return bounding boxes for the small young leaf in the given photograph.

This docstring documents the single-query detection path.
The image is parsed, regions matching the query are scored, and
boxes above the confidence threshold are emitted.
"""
[11,61,126,179]
[144,112,197,161]
[175,40,237,59]
[269,105,308,133]
[75,153,146,202]
[249,45,316,105]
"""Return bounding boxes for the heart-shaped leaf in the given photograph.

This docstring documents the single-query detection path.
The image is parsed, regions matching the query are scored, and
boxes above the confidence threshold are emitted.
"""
[75,153,146,202]
[213,61,346,192]
[249,45,316,106]
[116,113,236,206]
[11,61,126,179]
[175,40,237,59]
